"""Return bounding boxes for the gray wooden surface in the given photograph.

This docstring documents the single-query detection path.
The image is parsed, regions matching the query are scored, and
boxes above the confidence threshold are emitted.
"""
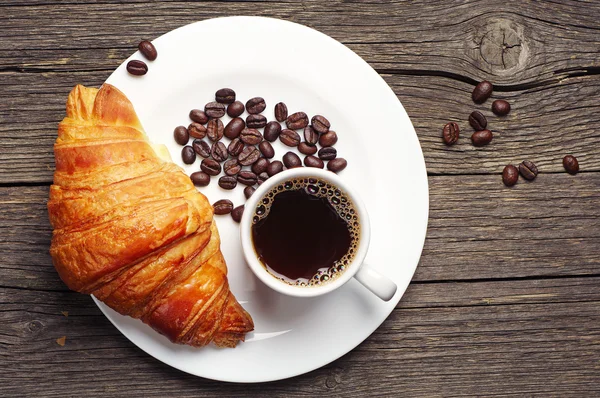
[1,1,600,396]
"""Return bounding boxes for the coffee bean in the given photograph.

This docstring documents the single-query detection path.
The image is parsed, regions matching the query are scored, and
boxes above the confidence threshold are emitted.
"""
[264,121,282,142]
[126,60,148,76]
[298,142,318,155]
[204,101,225,118]
[246,97,266,114]
[519,160,539,181]
[192,139,211,158]
[231,205,244,223]
[252,158,270,174]
[244,186,256,199]
[227,138,245,157]
[189,109,209,124]
[258,172,269,185]
[327,158,347,173]
[211,141,228,162]
[138,40,157,61]
[238,171,258,186]
[286,112,309,129]
[227,101,245,117]
[280,129,301,147]
[304,155,324,168]
[563,155,579,174]
[213,199,234,215]
[238,146,260,166]
[471,130,493,146]
[188,122,207,139]
[224,117,245,140]
[311,115,330,134]
[492,100,511,116]
[319,131,338,147]
[472,81,493,103]
[218,176,238,190]
[274,102,288,122]
[318,147,337,160]
[200,158,221,176]
[239,128,261,145]
[215,88,236,104]
[173,126,189,145]
[181,146,196,164]
[468,111,487,131]
[223,158,241,176]
[304,126,319,145]
[283,152,302,168]
[246,114,267,129]
[206,119,224,142]
[258,141,275,158]
[502,165,519,187]
[442,122,459,145]
[190,171,210,187]
[267,160,284,176]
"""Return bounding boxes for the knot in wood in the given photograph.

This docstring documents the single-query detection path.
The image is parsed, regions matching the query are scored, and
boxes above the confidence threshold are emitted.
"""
[27,320,44,334]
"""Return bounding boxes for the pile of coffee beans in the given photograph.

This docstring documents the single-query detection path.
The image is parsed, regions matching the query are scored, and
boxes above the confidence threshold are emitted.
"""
[172,88,347,222]
[126,40,157,76]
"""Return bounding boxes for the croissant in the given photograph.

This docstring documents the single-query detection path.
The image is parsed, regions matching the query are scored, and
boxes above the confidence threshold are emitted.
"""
[48,84,253,347]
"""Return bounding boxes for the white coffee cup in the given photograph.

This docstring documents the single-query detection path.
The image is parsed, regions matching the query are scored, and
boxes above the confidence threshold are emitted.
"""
[240,167,397,301]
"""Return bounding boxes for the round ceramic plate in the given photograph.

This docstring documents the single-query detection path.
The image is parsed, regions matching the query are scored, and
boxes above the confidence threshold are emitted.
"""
[99,16,428,383]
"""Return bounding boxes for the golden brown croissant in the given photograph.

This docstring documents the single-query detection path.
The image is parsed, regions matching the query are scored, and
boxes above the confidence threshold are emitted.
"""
[48,84,253,347]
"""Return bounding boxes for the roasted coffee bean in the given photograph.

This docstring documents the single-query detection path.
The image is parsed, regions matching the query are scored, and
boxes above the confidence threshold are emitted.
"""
[257,172,269,185]
[472,81,493,103]
[264,121,282,142]
[246,114,267,129]
[246,97,266,114]
[298,142,318,155]
[190,171,210,187]
[502,165,519,187]
[244,186,256,199]
[201,158,221,176]
[223,158,241,176]
[318,147,337,160]
[286,112,309,129]
[181,146,196,164]
[280,129,301,147]
[327,158,347,173]
[224,117,245,140]
[126,60,148,76]
[492,100,511,116]
[173,126,189,145]
[188,122,207,139]
[215,88,236,104]
[211,141,228,162]
[237,171,258,186]
[189,109,209,124]
[240,128,262,145]
[519,160,539,181]
[138,40,157,61]
[304,126,319,145]
[283,151,302,168]
[563,155,579,174]
[227,138,244,157]
[267,160,284,176]
[252,158,270,174]
[274,102,288,122]
[311,115,330,134]
[319,131,338,147]
[218,176,237,190]
[192,139,211,158]
[238,146,260,166]
[468,111,487,131]
[471,129,493,146]
[304,155,324,168]
[231,205,244,223]
[227,101,245,117]
[204,101,226,118]
[442,122,459,145]
[206,119,224,142]
[258,141,275,158]
[213,199,234,215]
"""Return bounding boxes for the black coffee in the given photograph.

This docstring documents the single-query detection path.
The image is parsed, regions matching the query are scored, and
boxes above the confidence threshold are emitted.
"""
[251,178,359,286]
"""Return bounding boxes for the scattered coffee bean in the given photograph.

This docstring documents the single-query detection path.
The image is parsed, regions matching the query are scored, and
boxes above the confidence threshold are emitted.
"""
[492,99,511,116]
[264,121,282,142]
[563,155,579,174]
[244,186,256,199]
[173,126,189,145]
[227,138,245,157]
[231,205,245,223]
[258,141,275,158]
[215,88,236,104]
[442,122,459,145]
[189,109,209,124]
[286,112,309,129]
[283,152,302,168]
[192,139,211,158]
[126,60,148,76]
[267,160,284,176]
[258,172,269,185]
[252,158,270,174]
[280,129,301,147]
[204,101,226,118]
[238,171,258,186]
[206,119,224,142]
[240,128,262,145]
[218,176,238,190]
[304,155,324,168]
[213,199,234,215]
[304,126,319,145]
[468,111,487,131]
[190,171,210,187]
[200,158,221,176]
[502,165,519,187]
[224,117,245,139]
[319,131,338,147]
[274,102,288,122]
[211,141,228,162]
[223,158,241,176]
[188,122,207,139]
[138,40,157,61]
[181,146,196,164]
[327,158,347,173]
[246,114,267,129]
[471,129,493,146]
[227,101,245,117]
[519,160,539,181]
[298,142,318,155]
[472,81,493,103]
[238,146,260,166]
[311,115,330,134]
[318,147,337,160]
[246,97,266,114]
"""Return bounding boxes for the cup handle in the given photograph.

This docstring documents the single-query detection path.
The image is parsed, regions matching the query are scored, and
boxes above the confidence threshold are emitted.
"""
[353,264,397,301]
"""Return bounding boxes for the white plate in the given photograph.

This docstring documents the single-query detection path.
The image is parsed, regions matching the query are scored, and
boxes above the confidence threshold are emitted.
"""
[99,16,428,383]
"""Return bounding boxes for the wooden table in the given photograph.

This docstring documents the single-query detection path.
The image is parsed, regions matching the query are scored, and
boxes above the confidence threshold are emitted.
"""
[2,1,599,396]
